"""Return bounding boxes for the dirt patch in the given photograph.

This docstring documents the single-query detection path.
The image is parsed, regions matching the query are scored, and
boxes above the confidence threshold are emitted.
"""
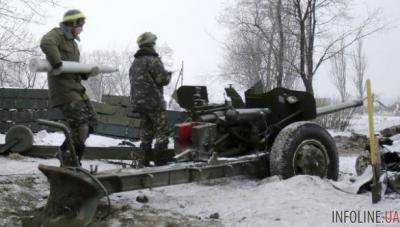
[91,203,222,227]
[0,174,221,227]
[334,133,368,155]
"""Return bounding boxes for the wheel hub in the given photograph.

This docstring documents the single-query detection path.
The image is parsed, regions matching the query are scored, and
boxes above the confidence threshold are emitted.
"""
[293,139,329,178]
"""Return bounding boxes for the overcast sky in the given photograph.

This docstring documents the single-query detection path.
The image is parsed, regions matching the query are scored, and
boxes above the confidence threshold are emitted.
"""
[32,0,400,101]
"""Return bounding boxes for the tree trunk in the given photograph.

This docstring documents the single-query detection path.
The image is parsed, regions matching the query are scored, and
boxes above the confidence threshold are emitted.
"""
[276,0,285,87]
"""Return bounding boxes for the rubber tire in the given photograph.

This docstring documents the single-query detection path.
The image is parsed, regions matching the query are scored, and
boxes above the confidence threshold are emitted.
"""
[5,125,34,153]
[269,121,339,180]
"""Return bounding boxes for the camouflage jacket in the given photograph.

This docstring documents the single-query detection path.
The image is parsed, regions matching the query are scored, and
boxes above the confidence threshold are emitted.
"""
[40,27,87,107]
[129,46,171,112]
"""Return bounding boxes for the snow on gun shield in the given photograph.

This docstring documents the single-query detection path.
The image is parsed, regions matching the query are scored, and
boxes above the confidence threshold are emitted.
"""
[29,58,118,76]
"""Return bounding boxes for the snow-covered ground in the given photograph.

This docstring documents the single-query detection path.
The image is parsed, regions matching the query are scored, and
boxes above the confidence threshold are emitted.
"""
[0,130,126,147]
[328,114,400,137]
[0,154,398,227]
[1,114,400,226]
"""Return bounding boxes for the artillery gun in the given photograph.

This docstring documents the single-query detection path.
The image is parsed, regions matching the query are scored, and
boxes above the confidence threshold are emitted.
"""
[173,84,363,179]
[33,84,363,226]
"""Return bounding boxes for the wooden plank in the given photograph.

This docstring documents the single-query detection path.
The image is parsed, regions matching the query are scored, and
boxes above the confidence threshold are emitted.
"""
[0,88,49,99]
[97,114,129,125]
[0,110,11,120]
[96,114,141,128]
[127,118,141,128]
[15,99,48,109]
[33,110,49,120]
[1,110,50,123]
[0,98,48,110]
[101,95,130,107]
[91,102,120,115]
[94,123,140,139]
[0,98,15,110]
[10,110,34,123]
[47,108,64,120]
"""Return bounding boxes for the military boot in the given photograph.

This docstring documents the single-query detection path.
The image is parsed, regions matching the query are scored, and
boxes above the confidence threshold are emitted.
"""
[75,143,86,167]
[56,141,78,167]
[153,141,174,166]
[140,143,154,167]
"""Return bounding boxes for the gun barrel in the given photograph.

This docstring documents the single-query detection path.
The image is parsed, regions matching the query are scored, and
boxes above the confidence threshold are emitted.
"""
[316,100,363,117]
[29,58,118,74]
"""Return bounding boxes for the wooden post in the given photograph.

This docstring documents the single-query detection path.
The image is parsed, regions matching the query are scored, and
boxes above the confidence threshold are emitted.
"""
[366,79,381,203]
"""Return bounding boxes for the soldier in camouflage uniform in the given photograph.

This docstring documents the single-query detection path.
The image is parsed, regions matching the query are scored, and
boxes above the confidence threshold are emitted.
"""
[129,32,172,166]
[40,10,98,166]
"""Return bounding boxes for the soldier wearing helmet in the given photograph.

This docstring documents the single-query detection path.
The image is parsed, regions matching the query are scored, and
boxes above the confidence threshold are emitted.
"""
[129,32,173,166]
[40,10,98,166]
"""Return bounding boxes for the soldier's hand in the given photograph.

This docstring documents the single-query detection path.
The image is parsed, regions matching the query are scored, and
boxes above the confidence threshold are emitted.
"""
[50,62,63,76]
[86,66,100,79]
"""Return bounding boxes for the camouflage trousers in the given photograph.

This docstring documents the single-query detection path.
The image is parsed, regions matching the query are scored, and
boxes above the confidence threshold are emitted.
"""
[57,99,97,161]
[140,107,169,153]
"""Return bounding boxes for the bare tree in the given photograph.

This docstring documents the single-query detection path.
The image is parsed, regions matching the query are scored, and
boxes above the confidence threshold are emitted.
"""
[220,0,383,94]
[329,39,348,102]
[0,0,60,63]
[290,0,383,94]
[81,49,133,101]
[352,39,366,99]
[0,0,60,89]
[157,43,178,103]
[219,0,299,91]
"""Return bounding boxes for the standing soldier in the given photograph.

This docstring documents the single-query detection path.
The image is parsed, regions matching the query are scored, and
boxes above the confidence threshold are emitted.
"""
[129,32,173,166]
[40,10,98,166]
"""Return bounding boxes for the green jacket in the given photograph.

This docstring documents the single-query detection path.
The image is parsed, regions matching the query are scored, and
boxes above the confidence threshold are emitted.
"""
[129,46,171,111]
[40,27,87,107]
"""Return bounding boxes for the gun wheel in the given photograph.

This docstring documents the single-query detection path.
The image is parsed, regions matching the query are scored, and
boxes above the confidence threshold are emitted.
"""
[5,125,34,153]
[269,121,338,180]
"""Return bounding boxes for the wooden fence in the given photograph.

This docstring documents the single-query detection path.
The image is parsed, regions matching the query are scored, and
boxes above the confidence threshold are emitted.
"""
[0,88,187,139]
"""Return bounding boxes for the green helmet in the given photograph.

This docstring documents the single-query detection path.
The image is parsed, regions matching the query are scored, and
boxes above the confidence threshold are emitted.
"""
[137,32,157,47]
[62,9,85,26]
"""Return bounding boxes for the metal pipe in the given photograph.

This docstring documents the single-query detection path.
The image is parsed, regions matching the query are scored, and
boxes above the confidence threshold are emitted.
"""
[225,108,271,122]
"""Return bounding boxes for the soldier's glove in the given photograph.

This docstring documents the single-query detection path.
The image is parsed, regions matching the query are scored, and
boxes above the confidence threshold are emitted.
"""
[155,71,172,87]
[82,66,100,80]
[50,62,63,76]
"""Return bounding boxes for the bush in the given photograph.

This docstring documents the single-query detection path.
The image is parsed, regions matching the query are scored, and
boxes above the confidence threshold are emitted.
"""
[314,98,357,131]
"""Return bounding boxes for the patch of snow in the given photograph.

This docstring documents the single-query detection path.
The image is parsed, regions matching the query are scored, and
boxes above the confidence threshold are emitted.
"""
[2,130,126,147]
[34,130,65,146]
[327,129,352,138]
[86,134,126,147]
[0,157,121,175]
[2,130,175,149]
[339,155,357,176]
[112,170,399,227]
[349,114,400,135]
